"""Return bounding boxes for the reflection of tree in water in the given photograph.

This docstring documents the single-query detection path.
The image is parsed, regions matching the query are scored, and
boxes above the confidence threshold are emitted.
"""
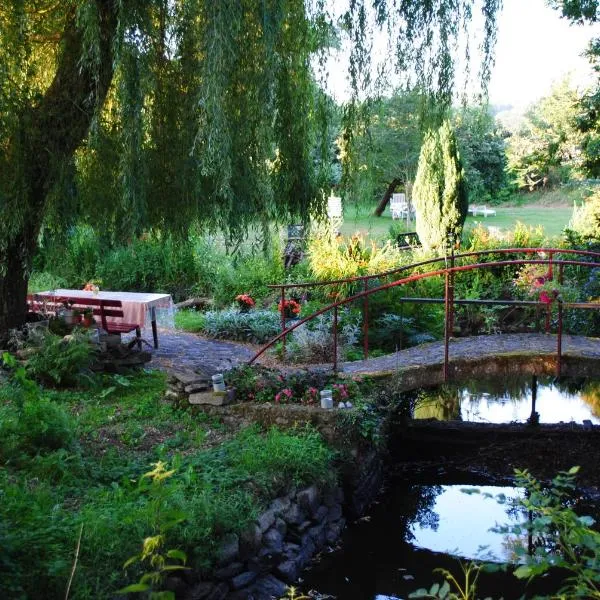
[414,386,461,420]
[400,485,443,543]
[578,381,600,417]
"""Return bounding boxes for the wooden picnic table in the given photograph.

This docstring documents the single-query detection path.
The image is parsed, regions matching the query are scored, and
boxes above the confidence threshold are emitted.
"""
[35,289,173,348]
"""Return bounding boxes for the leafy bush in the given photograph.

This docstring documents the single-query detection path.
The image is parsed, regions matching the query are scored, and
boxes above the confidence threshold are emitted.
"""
[97,234,199,302]
[568,190,600,241]
[369,313,436,351]
[307,224,404,293]
[287,311,361,363]
[26,330,94,387]
[28,271,68,293]
[200,309,280,343]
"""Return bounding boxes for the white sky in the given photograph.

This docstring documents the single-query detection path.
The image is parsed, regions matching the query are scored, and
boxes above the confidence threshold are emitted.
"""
[322,0,600,108]
[489,0,600,108]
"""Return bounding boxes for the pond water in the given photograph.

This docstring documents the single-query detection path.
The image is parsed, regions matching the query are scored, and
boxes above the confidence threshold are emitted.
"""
[414,376,600,424]
[301,476,561,600]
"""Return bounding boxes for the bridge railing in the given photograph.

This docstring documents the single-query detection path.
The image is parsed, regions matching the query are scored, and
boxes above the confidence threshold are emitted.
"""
[252,249,600,379]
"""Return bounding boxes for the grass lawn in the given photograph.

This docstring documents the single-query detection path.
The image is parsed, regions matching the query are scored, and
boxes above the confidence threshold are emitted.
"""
[0,369,335,599]
[339,202,575,241]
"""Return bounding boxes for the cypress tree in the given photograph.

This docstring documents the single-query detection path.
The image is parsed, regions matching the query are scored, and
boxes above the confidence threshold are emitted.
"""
[413,120,468,253]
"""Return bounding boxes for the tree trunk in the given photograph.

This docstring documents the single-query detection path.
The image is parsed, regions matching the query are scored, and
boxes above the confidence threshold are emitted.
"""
[0,1,118,339]
[374,178,402,216]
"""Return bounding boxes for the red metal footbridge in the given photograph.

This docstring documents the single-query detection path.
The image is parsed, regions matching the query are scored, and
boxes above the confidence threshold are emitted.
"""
[249,247,600,379]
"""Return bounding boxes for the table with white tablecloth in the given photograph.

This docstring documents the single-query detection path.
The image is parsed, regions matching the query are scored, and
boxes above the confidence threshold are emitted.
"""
[36,289,173,348]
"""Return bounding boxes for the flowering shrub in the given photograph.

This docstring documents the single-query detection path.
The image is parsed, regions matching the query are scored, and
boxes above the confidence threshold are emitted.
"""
[274,388,293,404]
[278,299,301,318]
[235,294,255,310]
[225,365,363,406]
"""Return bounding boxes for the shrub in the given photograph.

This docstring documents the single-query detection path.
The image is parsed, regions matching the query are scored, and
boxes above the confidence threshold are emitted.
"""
[287,311,361,363]
[26,330,94,387]
[0,397,76,458]
[568,190,600,241]
[201,309,280,344]
[307,224,405,294]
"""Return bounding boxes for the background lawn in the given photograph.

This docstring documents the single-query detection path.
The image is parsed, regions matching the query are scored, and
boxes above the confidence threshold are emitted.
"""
[339,202,575,240]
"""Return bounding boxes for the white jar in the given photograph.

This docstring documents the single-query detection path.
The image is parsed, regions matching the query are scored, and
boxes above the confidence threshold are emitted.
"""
[320,389,333,409]
[212,374,226,392]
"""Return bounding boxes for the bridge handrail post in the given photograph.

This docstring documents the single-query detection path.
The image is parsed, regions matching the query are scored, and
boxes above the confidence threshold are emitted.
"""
[333,304,339,372]
[363,279,369,359]
[281,286,286,359]
[444,269,450,382]
[557,299,563,377]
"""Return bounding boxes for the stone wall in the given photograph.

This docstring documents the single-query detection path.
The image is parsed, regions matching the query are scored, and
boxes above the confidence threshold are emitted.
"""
[168,484,346,600]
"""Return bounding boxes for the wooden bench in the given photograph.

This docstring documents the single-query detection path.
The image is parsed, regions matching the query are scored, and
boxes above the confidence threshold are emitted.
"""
[27,295,142,347]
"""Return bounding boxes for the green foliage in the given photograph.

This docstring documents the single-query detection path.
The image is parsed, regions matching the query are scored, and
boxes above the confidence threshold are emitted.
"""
[0,361,338,598]
[307,224,405,291]
[119,462,188,599]
[197,309,280,344]
[287,311,361,364]
[506,78,583,190]
[0,396,76,459]
[26,330,94,387]
[453,107,509,204]
[413,120,469,252]
[568,190,600,240]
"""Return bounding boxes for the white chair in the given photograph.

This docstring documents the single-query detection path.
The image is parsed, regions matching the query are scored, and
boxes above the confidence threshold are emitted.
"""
[390,193,410,220]
[327,195,343,219]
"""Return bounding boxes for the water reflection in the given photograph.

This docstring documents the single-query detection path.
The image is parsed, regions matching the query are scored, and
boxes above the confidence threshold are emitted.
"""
[414,376,600,424]
[409,486,524,562]
[301,480,540,600]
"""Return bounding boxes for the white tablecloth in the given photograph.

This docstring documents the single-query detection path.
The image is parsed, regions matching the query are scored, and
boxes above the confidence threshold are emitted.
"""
[36,290,173,328]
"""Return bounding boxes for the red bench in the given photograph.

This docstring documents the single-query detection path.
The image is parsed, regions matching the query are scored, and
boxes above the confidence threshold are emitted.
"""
[27,295,142,347]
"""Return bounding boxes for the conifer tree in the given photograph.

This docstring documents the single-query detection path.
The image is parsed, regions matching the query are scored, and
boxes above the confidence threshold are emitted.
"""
[413,121,468,253]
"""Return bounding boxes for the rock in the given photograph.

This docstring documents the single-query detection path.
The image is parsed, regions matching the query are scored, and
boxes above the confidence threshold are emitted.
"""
[186,582,228,600]
[327,503,343,522]
[185,382,210,393]
[335,486,344,503]
[239,523,262,558]
[257,509,276,533]
[231,571,257,590]
[185,582,215,600]
[308,524,325,545]
[275,560,299,582]
[283,542,300,559]
[313,505,328,522]
[326,519,345,544]
[251,575,288,599]
[189,390,233,406]
[282,503,307,525]
[297,485,320,515]
[163,575,189,596]
[171,370,205,386]
[262,528,284,554]
[216,533,239,565]
[296,520,312,533]
[322,489,336,507]
[273,517,287,537]
[270,496,291,515]
[214,562,244,580]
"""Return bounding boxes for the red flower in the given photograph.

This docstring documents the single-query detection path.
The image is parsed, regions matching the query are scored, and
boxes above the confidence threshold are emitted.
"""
[235,294,255,308]
[539,291,552,304]
[278,299,301,316]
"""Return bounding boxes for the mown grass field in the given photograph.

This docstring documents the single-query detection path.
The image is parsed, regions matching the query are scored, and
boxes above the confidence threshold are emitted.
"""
[340,202,574,240]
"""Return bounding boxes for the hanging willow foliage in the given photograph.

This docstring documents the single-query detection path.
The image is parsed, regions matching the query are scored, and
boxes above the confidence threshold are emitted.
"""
[0,0,501,329]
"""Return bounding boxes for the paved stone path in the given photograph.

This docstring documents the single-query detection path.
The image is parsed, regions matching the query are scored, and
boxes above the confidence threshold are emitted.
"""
[149,329,256,374]
[341,333,600,375]
[143,330,600,377]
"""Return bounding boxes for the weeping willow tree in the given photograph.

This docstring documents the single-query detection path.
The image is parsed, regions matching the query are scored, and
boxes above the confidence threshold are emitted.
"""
[0,0,501,334]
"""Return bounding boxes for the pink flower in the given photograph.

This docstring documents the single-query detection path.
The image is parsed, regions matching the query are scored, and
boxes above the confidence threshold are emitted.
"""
[539,291,552,304]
